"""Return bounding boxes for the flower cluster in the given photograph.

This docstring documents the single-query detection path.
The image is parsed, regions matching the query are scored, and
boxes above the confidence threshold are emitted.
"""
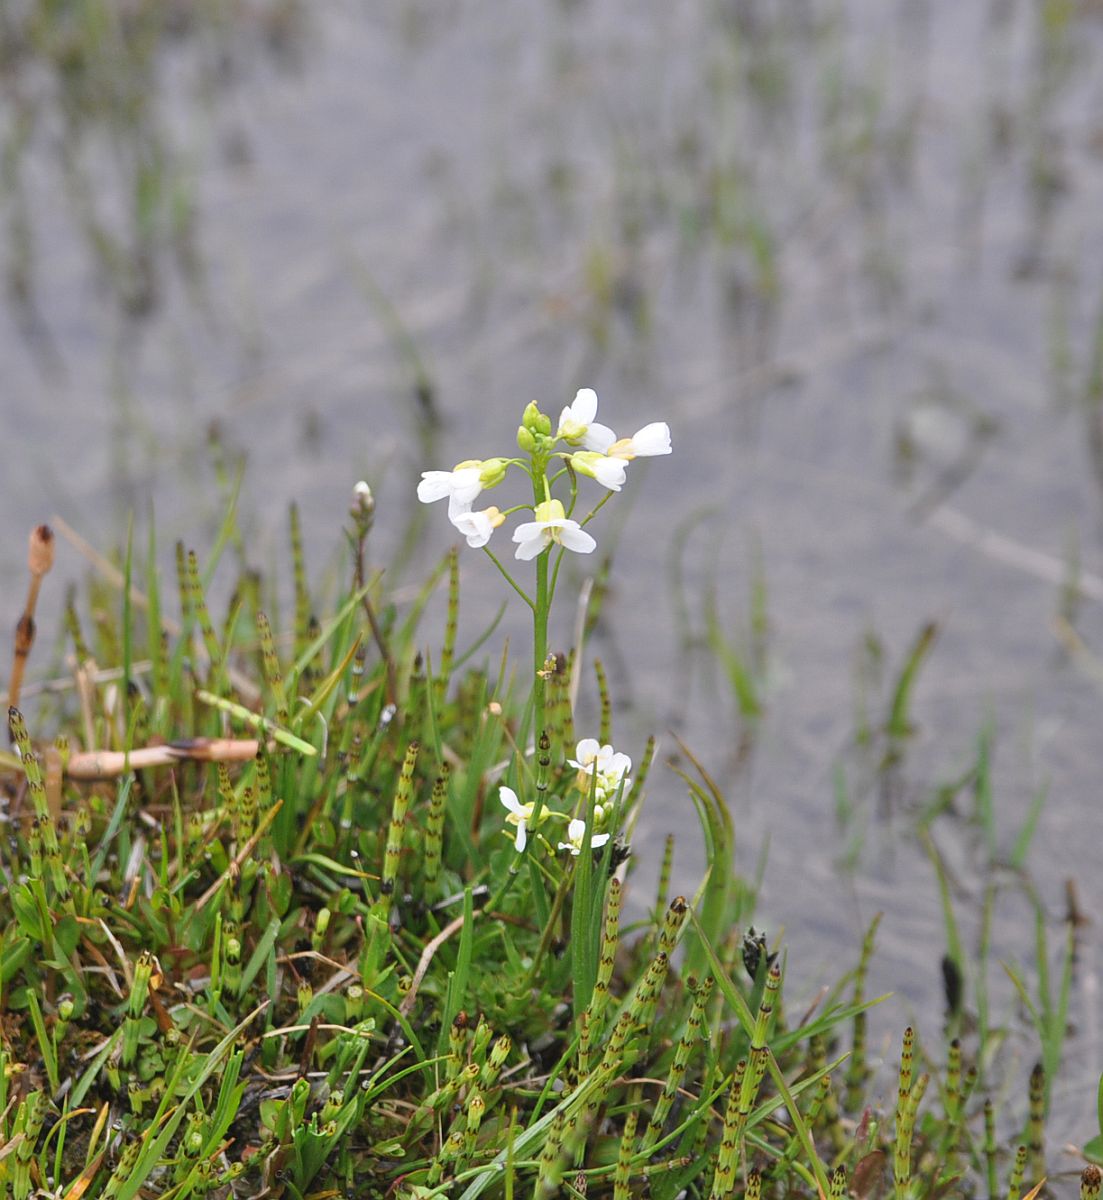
[498,738,629,858]
[416,389,671,555]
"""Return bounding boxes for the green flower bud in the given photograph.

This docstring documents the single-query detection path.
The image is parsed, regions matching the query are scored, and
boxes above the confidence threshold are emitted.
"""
[522,401,551,437]
[478,457,509,487]
[517,424,536,453]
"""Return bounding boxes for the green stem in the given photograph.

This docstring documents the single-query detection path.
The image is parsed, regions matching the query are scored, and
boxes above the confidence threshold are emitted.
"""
[481,548,534,610]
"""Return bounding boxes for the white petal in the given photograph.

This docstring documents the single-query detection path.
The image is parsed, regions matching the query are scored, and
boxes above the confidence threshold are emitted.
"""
[450,509,493,548]
[571,388,598,425]
[581,422,616,453]
[566,818,586,842]
[514,822,527,852]
[417,472,455,503]
[590,833,611,849]
[499,786,522,815]
[450,467,484,505]
[573,738,601,766]
[588,457,626,491]
[557,524,597,555]
[606,752,632,778]
[513,531,548,561]
[630,422,671,456]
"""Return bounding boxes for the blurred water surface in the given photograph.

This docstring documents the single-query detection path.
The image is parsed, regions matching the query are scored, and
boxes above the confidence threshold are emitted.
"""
[2,0,1103,1150]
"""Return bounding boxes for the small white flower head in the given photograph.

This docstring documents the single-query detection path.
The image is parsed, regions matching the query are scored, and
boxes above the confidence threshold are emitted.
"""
[417,463,483,511]
[607,422,672,461]
[449,505,504,549]
[569,738,632,800]
[556,389,616,452]
[512,498,597,561]
[558,817,611,857]
[354,480,374,504]
[499,786,536,852]
[569,451,627,492]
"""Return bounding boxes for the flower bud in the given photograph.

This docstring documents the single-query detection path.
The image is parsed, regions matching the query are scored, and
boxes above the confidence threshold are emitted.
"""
[517,424,536,453]
[478,457,509,487]
[522,401,551,437]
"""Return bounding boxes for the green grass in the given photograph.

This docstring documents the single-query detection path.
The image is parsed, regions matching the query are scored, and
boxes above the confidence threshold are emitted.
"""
[0,491,1099,1200]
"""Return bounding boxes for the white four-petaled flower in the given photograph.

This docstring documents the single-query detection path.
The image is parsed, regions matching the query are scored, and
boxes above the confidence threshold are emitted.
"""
[607,422,672,460]
[499,786,536,852]
[512,499,596,561]
[417,465,483,513]
[569,451,627,492]
[569,738,632,801]
[556,389,616,452]
[557,818,611,857]
[449,505,504,549]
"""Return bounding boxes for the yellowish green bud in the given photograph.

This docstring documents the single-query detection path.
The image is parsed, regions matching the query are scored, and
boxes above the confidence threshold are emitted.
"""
[478,457,509,487]
[517,424,536,453]
[522,401,551,436]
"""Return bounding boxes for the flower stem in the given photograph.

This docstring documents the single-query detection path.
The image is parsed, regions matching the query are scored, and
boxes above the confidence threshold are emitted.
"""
[481,548,534,610]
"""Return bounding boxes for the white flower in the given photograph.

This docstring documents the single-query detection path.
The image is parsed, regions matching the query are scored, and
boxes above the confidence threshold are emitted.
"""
[417,465,483,511]
[499,786,535,852]
[607,422,672,460]
[569,451,627,492]
[512,498,597,561]
[569,738,632,800]
[557,818,611,857]
[449,505,504,549]
[556,389,616,452]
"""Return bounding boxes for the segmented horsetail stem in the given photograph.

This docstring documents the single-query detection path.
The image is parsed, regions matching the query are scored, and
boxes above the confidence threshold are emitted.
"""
[846,911,882,1107]
[576,1007,593,1077]
[751,960,781,1049]
[738,1045,770,1127]
[984,1099,998,1200]
[480,1034,510,1089]
[629,734,656,807]
[810,1033,846,1153]
[594,658,612,745]
[1006,1145,1027,1200]
[595,950,672,1095]
[613,1102,639,1200]
[187,550,221,673]
[549,651,574,763]
[710,1058,748,1199]
[379,741,419,918]
[8,525,54,713]
[256,612,289,725]
[535,1109,569,1199]
[585,877,622,1033]
[65,584,91,664]
[290,501,311,657]
[530,729,552,829]
[894,1067,928,1199]
[655,832,674,916]
[436,545,459,705]
[1082,1165,1102,1200]
[945,1037,962,1123]
[445,1012,468,1083]
[236,786,257,844]
[423,764,449,883]
[641,975,714,1152]
[658,895,689,959]
[1026,1061,1045,1181]
[747,1169,762,1200]
[255,747,271,809]
[830,1165,849,1200]
[174,539,190,625]
[899,1026,915,1097]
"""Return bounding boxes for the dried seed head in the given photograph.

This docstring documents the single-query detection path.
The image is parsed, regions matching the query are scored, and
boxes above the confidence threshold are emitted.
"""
[28,525,55,577]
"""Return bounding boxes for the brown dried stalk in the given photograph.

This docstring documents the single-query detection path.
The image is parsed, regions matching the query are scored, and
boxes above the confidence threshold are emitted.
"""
[8,524,54,718]
[66,737,261,780]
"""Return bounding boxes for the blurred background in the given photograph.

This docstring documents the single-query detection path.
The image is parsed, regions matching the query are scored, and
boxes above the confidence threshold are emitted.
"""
[1,0,1102,1146]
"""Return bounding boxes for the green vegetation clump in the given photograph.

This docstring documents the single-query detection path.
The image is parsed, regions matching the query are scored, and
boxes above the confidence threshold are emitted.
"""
[0,395,1101,1200]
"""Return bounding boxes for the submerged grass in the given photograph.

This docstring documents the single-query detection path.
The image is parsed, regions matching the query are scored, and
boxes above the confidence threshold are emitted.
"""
[0,492,1099,1200]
